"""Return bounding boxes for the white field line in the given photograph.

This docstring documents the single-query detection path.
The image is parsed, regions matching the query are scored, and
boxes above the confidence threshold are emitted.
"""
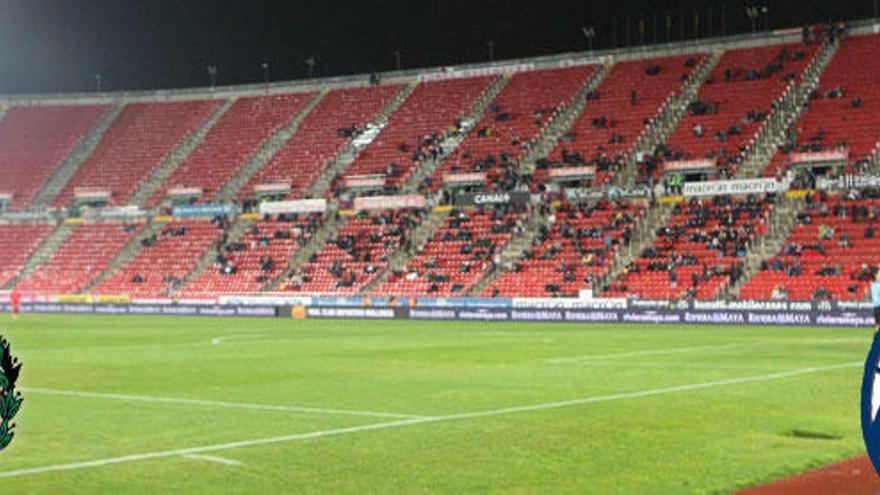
[0,361,860,480]
[544,336,870,366]
[210,334,266,345]
[545,343,751,364]
[21,387,426,420]
[182,454,242,466]
[567,361,794,371]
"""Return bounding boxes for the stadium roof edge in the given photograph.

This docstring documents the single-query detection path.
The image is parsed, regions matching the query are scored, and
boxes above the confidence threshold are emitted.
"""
[0,18,876,106]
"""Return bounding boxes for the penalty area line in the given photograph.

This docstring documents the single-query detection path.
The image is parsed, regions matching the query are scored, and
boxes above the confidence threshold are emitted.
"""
[545,342,751,364]
[0,361,861,480]
[182,454,243,466]
[21,387,427,420]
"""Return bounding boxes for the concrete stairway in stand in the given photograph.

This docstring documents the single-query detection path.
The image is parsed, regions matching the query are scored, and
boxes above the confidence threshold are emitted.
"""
[303,84,417,199]
[359,208,451,295]
[735,40,839,179]
[613,53,722,187]
[595,201,675,294]
[29,105,125,209]
[400,75,511,193]
[723,196,807,299]
[265,212,345,290]
[468,203,553,296]
[214,92,326,202]
[518,64,612,174]
[166,216,253,295]
[128,99,235,207]
[80,220,167,293]
[3,222,76,289]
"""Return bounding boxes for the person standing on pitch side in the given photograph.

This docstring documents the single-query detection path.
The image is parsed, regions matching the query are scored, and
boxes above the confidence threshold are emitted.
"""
[9,287,21,320]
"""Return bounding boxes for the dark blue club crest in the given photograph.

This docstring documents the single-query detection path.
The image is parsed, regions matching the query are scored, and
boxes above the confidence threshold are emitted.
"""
[861,331,880,475]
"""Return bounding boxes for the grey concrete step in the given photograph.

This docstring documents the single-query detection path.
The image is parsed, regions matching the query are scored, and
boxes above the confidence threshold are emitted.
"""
[519,63,613,174]
[29,104,125,209]
[80,221,167,293]
[596,201,675,295]
[167,216,253,295]
[128,99,235,207]
[468,203,551,296]
[303,83,417,199]
[360,208,451,295]
[265,212,344,290]
[214,92,327,202]
[735,40,839,179]
[4,222,76,289]
[614,53,721,187]
[725,196,807,298]
[401,75,512,194]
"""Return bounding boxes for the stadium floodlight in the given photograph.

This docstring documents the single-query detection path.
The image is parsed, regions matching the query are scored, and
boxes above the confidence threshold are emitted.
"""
[745,6,761,33]
[206,65,218,90]
[94,73,102,93]
[581,26,596,51]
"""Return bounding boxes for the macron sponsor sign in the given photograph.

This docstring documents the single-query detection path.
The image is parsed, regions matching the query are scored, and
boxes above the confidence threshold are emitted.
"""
[683,178,786,197]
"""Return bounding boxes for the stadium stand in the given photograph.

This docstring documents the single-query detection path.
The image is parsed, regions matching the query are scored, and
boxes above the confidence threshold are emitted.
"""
[92,219,224,297]
[147,93,316,205]
[429,66,595,191]
[739,192,880,301]
[338,76,493,192]
[4,26,880,304]
[53,100,221,207]
[0,104,108,209]
[0,223,55,288]
[16,221,142,293]
[240,85,403,200]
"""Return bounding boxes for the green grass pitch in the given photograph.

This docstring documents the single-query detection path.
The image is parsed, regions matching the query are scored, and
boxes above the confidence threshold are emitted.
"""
[0,313,872,493]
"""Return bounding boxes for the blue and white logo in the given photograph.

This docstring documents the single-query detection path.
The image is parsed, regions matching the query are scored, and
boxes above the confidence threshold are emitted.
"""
[861,331,880,475]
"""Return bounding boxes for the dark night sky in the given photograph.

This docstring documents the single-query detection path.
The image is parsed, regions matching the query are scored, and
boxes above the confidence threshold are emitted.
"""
[0,0,872,94]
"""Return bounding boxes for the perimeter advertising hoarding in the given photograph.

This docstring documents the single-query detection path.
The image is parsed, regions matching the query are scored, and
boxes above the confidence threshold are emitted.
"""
[2,299,871,327]
[454,192,531,207]
[172,204,236,217]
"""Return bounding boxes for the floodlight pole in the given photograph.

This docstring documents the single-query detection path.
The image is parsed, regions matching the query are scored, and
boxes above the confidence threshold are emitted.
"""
[487,40,495,62]
[394,49,402,71]
[94,73,102,93]
[581,26,595,51]
[745,7,759,34]
[261,62,270,93]
[305,57,316,80]
[206,65,218,90]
